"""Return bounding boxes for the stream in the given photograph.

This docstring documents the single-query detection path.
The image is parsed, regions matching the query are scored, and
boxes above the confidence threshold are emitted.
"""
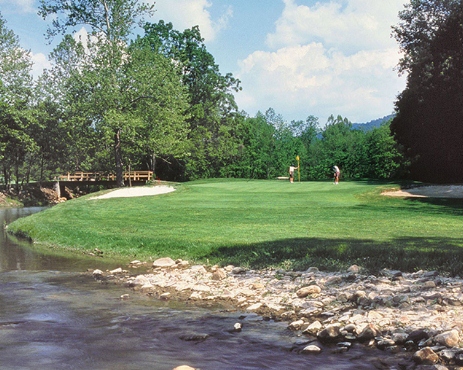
[0,207,402,370]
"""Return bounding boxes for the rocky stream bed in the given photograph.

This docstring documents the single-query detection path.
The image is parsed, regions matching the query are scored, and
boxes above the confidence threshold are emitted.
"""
[89,257,463,370]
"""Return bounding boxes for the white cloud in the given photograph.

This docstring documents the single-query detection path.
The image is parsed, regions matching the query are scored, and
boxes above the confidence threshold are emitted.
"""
[31,52,52,78]
[266,0,405,54]
[148,0,232,41]
[0,0,35,13]
[236,42,406,124]
[235,0,407,123]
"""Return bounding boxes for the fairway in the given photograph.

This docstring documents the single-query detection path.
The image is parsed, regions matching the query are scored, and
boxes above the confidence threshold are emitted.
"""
[9,180,463,274]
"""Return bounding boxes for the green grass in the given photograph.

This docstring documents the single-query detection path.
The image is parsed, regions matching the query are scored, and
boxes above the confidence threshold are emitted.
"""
[8,180,463,275]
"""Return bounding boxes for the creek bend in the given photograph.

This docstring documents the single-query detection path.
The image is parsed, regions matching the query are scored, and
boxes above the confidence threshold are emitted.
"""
[0,208,402,369]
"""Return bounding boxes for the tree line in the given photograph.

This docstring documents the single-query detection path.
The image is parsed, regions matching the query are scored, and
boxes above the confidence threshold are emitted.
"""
[4,0,459,187]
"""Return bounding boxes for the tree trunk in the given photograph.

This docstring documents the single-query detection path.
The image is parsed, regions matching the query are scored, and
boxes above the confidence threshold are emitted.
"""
[151,153,156,174]
[39,154,44,182]
[14,156,20,193]
[2,165,10,188]
[114,128,124,187]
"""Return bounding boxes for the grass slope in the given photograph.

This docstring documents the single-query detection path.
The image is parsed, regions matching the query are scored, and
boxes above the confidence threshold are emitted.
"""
[8,180,463,274]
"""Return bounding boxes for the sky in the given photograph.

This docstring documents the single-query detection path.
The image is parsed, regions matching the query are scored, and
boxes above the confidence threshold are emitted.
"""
[0,0,408,125]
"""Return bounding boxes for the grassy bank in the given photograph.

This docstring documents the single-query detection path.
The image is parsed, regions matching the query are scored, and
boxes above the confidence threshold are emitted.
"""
[8,180,463,275]
[0,192,22,207]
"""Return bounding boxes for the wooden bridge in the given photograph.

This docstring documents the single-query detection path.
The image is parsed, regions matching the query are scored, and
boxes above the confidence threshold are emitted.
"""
[58,170,154,182]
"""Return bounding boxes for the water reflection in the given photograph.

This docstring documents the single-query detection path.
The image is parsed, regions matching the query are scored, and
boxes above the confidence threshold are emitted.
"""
[0,207,45,271]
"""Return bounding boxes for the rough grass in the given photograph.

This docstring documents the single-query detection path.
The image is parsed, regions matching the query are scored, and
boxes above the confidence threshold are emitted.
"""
[8,179,463,275]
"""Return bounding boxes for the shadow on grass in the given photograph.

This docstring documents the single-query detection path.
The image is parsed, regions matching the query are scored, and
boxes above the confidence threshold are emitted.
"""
[404,197,463,216]
[204,236,463,276]
[354,195,463,218]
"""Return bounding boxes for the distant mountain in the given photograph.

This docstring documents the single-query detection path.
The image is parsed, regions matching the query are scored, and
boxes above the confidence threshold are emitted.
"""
[351,114,395,131]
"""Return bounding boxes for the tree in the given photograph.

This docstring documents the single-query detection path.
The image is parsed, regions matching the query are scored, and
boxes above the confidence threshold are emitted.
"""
[291,115,319,180]
[124,37,190,175]
[391,0,463,182]
[365,121,404,179]
[306,115,372,180]
[226,112,274,179]
[32,73,87,181]
[0,13,36,189]
[39,0,152,186]
[39,0,191,185]
[142,21,242,179]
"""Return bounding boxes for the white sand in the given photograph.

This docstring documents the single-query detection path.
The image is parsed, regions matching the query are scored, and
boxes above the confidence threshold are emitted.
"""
[89,184,463,200]
[383,185,463,198]
[90,185,176,200]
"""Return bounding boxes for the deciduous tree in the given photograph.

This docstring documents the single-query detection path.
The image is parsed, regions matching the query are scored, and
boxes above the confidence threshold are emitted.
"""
[391,0,463,182]
[39,0,190,185]
[142,21,242,179]
[0,13,35,189]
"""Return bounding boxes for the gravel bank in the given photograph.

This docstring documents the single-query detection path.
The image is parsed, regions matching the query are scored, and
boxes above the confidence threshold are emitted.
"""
[91,259,463,369]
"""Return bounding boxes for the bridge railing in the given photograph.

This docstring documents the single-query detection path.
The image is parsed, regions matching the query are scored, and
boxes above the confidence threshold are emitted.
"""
[59,171,154,182]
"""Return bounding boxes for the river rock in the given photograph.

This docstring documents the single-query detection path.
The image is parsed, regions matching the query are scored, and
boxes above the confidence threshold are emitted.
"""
[301,344,322,354]
[439,348,459,362]
[317,324,341,342]
[190,265,207,274]
[357,323,380,341]
[407,329,429,343]
[92,269,103,276]
[337,342,352,350]
[140,283,154,292]
[423,280,437,289]
[176,259,190,268]
[247,303,263,311]
[296,285,321,298]
[434,329,460,347]
[325,276,342,286]
[152,257,176,268]
[212,268,227,280]
[391,332,408,345]
[231,323,242,332]
[302,320,322,335]
[412,347,439,364]
[232,267,246,274]
[288,319,305,330]
[347,265,360,273]
[179,333,209,342]
[376,337,395,350]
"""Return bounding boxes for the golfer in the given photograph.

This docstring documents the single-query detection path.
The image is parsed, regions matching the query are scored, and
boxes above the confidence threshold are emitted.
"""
[333,165,340,184]
[289,165,298,183]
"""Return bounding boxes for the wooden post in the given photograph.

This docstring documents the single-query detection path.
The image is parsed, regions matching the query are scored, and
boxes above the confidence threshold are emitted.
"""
[53,181,61,199]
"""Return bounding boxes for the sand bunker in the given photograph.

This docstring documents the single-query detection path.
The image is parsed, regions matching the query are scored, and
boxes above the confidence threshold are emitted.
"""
[383,185,463,198]
[89,184,463,200]
[90,185,176,200]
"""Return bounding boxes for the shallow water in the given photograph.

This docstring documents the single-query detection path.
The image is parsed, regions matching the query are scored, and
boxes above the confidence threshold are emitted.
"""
[0,208,405,369]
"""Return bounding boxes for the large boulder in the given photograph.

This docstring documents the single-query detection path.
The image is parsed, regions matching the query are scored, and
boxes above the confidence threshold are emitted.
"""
[152,257,176,268]
[412,347,439,365]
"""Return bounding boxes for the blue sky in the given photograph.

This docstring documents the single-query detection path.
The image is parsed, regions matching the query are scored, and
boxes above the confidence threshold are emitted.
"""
[1,0,408,125]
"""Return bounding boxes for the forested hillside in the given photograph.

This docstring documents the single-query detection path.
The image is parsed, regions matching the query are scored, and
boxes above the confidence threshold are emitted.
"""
[352,114,395,132]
